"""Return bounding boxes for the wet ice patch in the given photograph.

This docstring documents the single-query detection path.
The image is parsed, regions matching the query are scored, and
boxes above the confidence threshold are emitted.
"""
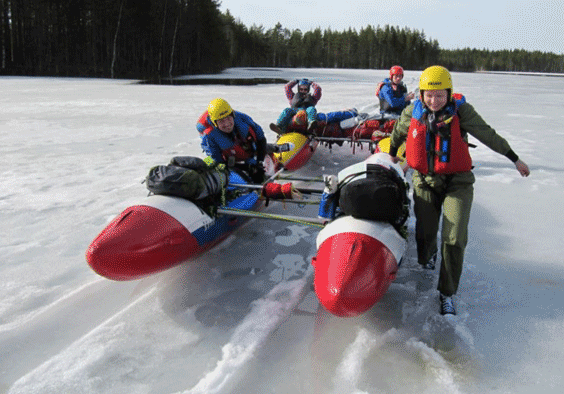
[274,225,311,246]
[269,254,308,282]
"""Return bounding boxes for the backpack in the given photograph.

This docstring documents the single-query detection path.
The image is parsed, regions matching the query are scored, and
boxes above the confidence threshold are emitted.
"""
[145,156,229,201]
[338,164,408,227]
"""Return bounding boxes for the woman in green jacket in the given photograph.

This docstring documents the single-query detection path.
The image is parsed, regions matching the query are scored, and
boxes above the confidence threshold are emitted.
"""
[388,65,530,315]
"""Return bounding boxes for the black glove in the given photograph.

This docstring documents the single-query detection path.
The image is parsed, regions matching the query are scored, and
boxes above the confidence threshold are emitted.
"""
[248,162,265,183]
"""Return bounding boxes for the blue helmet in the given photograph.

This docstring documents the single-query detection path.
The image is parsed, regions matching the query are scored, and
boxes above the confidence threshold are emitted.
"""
[298,79,311,89]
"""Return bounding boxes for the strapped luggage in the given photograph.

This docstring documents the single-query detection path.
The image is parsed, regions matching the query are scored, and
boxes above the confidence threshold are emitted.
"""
[145,156,229,201]
[338,163,408,226]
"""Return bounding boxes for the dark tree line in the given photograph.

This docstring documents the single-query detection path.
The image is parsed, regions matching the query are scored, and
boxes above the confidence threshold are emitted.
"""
[439,48,564,73]
[2,0,562,79]
[244,21,441,70]
[2,0,229,78]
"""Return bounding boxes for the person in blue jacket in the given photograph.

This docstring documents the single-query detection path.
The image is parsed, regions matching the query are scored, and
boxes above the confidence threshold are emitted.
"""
[376,65,415,116]
[197,98,267,183]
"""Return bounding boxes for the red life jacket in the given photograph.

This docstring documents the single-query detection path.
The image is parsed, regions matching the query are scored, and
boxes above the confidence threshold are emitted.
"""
[406,94,472,174]
[222,132,256,162]
[197,110,261,163]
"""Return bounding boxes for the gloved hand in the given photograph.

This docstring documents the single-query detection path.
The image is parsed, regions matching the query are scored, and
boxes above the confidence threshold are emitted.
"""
[248,161,265,183]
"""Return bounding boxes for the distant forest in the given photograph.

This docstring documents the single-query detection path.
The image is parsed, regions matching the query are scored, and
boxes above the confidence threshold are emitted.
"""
[2,0,563,79]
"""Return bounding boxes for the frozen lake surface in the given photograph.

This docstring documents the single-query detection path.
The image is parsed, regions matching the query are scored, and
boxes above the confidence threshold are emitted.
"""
[2,68,564,394]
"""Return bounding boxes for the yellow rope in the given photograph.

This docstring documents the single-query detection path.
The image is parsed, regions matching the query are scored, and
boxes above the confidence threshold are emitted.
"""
[220,207,326,229]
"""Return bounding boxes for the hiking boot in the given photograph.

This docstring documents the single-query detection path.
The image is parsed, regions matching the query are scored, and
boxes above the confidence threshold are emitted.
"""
[439,293,456,315]
[270,123,284,134]
[421,252,437,270]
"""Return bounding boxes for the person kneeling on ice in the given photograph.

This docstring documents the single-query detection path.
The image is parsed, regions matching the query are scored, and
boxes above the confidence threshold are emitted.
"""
[270,78,322,134]
[197,98,267,183]
[376,65,415,116]
[388,65,530,316]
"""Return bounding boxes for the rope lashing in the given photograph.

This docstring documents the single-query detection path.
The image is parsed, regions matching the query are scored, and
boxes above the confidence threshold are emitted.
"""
[262,182,295,200]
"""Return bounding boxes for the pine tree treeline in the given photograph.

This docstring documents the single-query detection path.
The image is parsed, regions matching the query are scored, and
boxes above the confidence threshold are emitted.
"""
[235,19,441,70]
[439,48,564,73]
[1,0,229,78]
[2,0,562,79]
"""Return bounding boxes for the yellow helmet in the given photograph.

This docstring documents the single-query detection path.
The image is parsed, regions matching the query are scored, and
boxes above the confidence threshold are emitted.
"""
[207,98,233,126]
[419,65,452,91]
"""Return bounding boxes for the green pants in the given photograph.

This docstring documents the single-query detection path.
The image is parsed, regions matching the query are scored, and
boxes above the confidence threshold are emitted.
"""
[412,171,475,296]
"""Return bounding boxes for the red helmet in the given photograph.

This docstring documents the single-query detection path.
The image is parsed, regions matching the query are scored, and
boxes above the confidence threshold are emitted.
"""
[390,65,404,79]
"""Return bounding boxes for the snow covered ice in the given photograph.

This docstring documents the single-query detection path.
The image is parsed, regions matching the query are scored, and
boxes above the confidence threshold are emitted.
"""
[1,68,564,394]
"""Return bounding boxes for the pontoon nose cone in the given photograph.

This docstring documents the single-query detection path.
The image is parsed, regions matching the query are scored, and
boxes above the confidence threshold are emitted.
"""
[312,232,398,317]
[86,205,196,280]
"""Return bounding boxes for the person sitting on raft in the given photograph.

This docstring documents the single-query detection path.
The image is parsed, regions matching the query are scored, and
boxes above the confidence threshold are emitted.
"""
[376,65,415,116]
[197,97,267,183]
[270,78,322,134]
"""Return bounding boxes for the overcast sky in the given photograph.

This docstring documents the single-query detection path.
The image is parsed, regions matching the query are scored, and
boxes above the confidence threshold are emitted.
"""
[219,0,563,54]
